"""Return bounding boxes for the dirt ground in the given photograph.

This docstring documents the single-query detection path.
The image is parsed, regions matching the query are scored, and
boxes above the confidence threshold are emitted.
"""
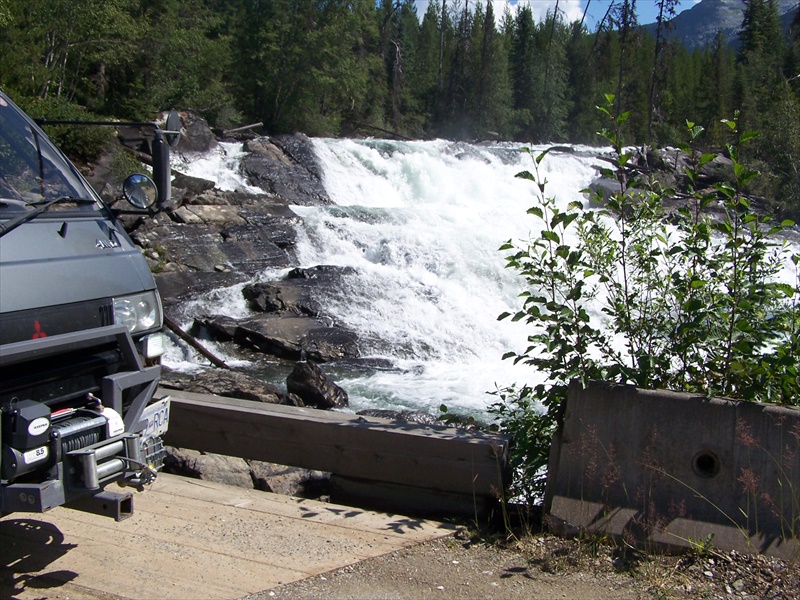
[248,528,800,600]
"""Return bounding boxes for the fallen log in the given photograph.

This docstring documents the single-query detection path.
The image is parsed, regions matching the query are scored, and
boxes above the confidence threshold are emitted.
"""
[164,315,229,369]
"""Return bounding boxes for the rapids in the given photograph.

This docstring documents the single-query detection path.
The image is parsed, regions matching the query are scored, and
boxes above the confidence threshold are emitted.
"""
[170,138,604,418]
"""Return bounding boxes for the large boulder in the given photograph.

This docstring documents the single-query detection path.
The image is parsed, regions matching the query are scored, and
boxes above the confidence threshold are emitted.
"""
[195,313,360,363]
[175,111,217,154]
[286,361,348,409]
[242,266,357,317]
[235,314,317,360]
[240,134,331,206]
[164,449,330,497]
[247,461,330,497]
[177,368,291,405]
[164,447,253,488]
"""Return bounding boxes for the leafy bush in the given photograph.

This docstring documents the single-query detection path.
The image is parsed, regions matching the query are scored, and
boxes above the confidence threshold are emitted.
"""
[491,96,800,504]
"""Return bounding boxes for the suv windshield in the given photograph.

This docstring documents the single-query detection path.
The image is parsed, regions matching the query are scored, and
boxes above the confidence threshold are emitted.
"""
[0,92,100,211]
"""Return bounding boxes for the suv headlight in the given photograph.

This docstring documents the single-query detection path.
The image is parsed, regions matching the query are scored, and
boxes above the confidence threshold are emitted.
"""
[113,290,163,334]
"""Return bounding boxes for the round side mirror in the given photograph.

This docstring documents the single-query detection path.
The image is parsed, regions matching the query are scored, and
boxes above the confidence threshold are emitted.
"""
[123,173,158,209]
[165,110,181,148]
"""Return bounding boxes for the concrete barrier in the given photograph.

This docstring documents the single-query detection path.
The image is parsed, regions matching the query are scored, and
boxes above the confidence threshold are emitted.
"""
[545,381,800,558]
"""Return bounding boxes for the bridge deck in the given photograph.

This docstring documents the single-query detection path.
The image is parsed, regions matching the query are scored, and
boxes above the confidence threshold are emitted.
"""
[1,473,456,599]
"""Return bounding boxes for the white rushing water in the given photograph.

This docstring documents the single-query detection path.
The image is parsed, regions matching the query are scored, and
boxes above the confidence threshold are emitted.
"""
[173,139,603,417]
[170,138,798,419]
[294,139,601,417]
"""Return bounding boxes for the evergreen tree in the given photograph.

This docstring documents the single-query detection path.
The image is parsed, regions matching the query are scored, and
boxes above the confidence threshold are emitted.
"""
[468,0,513,139]
[696,31,736,147]
[510,4,536,139]
[565,21,601,142]
[0,0,140,108]
[410,0,444,127]
[440,0,473,137]
[531,12,570,141]
[648,0,679,139]
[735,0,785,135]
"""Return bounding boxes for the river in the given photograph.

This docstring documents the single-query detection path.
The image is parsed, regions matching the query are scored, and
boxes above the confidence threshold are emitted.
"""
[167,138,606,418]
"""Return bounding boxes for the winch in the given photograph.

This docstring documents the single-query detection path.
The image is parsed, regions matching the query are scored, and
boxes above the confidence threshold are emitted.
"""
[1,397,148,487]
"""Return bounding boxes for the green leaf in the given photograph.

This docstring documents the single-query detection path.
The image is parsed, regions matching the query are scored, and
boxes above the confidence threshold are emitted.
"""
[739,130,760,143]
[541,230,560,244]
[527,206,544,219]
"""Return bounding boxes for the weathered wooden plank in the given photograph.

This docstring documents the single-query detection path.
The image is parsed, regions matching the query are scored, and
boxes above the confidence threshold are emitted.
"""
[161,388,510,499]
[330,475,494,519]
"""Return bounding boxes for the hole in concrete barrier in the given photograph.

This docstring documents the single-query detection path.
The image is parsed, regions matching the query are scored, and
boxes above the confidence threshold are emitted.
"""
[692,451,720,479]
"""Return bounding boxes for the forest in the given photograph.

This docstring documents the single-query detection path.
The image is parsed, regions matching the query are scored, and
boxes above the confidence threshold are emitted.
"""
[0,0,799,217]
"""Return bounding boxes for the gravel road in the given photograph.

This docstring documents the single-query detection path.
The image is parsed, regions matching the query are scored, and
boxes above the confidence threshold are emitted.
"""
[249,530,800,600]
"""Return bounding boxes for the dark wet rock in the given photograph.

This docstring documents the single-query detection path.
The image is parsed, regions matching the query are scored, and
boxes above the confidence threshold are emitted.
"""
[176,112,217,154]
[287,265,357,280]
[193,314,239,341]
[286,361,348,409]
[302,328,360,362]
[240,134,331,206]
[236,314,316,360]
[698,153,735,184]
[242,266,357,318]
[170,171,216,206]
[195,313,360,363]
[271,133,326,181]
[242,281,320,316]
[177,368,290,405]
[242,282,286,313]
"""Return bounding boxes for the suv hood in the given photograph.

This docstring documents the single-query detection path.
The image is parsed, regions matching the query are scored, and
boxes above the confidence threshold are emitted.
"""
[0,216,155,313]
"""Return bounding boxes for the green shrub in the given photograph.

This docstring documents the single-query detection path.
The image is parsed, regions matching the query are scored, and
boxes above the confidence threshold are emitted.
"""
[492,96,800,503]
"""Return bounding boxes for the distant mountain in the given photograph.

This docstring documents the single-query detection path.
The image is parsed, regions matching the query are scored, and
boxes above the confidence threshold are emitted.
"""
[642,0,798,50]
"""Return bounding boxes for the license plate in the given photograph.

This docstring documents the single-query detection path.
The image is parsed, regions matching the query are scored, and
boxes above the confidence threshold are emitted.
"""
[141,396,170,437]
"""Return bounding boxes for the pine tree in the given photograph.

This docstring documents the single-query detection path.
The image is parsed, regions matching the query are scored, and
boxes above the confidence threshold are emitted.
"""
[648,0,679,139]
[696,30,736,147]
[510,4,536,139]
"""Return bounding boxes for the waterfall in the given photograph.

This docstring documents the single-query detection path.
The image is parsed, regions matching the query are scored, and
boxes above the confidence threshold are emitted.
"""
[170,138,798,419]
[172,138,603,417]
[289,139,601,416]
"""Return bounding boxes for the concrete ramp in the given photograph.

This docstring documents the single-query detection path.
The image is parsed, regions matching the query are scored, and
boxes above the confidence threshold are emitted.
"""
[1,473,456,599]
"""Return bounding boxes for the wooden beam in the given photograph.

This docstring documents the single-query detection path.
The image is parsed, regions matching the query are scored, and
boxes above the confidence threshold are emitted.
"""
[161,388,510,499]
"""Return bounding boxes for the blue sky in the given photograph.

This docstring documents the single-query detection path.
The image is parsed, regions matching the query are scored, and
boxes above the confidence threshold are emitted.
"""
[413,0,702,29]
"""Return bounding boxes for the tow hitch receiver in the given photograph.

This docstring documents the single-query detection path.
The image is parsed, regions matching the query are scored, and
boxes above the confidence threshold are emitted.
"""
[67,489,134,521]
